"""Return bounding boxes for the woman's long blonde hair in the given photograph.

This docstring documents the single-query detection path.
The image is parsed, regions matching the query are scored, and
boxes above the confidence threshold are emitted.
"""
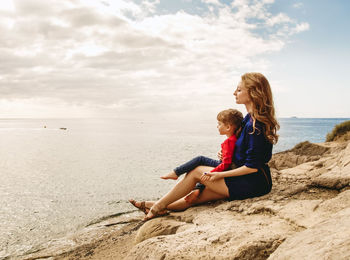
[241,72,280,144]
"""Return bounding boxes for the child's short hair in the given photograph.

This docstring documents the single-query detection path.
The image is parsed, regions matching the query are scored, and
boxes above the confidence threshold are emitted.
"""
[217,109,243,128]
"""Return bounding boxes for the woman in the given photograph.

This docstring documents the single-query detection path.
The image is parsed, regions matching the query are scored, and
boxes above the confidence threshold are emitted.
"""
[130,72,279,221]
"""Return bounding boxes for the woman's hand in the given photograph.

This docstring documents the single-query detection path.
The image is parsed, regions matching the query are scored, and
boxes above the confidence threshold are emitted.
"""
[217,151,223,160]
[200,172,223,182]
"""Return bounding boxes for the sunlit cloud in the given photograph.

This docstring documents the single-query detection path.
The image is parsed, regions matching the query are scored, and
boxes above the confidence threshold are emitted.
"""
[0,0,308,118]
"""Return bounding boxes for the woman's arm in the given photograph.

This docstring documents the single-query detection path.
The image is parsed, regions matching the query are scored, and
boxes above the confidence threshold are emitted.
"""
[200,165,257,182]
[220,165,258,177]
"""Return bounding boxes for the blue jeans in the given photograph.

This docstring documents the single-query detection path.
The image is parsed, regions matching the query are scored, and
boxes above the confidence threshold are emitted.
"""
[174,156,221,192]
[174,155,221,176]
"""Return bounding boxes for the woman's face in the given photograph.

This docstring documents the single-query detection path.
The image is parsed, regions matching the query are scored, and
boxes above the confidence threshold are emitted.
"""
[234,81,251,105]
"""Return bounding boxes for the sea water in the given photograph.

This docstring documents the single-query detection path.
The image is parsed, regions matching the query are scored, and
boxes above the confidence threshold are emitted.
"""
[0,117,348,258]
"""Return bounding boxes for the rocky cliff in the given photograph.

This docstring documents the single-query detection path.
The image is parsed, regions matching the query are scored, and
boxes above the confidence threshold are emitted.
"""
[22,138,350,260]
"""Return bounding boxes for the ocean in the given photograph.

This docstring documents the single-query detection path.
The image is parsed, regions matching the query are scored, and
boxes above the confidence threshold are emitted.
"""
[0,117,349,258]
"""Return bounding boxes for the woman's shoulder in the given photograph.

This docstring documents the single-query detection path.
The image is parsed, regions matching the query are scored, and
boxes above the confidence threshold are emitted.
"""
[243,114,264,135]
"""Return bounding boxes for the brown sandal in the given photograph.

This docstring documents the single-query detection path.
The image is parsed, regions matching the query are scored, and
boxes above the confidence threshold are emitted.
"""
[129,199,148,214]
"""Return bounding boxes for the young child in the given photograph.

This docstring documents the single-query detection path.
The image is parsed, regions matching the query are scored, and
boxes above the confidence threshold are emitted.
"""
[161,108,243,201]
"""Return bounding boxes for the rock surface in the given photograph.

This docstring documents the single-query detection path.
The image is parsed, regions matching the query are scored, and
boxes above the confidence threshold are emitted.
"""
[21,140,350,260]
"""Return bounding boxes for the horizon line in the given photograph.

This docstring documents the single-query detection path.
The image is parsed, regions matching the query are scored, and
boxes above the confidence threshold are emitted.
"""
[0,117,349,120]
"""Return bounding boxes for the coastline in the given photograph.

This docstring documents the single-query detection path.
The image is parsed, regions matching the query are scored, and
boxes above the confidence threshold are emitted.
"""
[16,135,350,260]
[11,211,144,260]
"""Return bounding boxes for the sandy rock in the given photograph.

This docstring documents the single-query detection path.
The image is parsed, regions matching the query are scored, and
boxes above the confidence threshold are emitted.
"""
[269,190,350,229]
[134,218,187,244]
[269,141,330,170]
[266,199,322,229]
[312,143,350,189]
[290,141,330,156]
[317,188,350,207]
[312,172,350,189]
[126,210,295,260]
[278,161,317,181]
[332,131,350,142]
[268,207,350,260]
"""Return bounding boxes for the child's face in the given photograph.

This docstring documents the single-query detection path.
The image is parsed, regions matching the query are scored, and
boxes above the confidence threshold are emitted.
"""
[217,121,234,135]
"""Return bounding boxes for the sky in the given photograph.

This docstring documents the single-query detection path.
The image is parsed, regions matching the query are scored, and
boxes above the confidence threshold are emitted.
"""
[0,0,349,119]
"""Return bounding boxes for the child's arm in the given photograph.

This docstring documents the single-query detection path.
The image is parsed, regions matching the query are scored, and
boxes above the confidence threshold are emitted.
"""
[210,136,237,172]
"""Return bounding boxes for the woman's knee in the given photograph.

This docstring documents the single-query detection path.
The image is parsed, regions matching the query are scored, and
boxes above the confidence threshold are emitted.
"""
[186,167,202,179]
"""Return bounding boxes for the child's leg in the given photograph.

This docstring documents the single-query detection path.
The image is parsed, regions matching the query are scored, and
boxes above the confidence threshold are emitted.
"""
[174,156,220,176]
[161,156,220,180]
[184,189,201,203]
[161,171,178,180]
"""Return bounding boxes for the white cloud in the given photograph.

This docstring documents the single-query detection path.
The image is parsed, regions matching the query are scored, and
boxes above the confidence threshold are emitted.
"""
[85,0,143,18]
[293,2,303,9]
[0,98,97,118]
[141,0,161,14]
[266,13,291,26]
[290,22,310,34]
[0,0,15,12]
[202,0,224,6]
[231,0,249,8]
[0,0,309,118]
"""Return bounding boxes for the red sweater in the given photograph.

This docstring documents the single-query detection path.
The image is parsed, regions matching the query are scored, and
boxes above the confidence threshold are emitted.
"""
[210,135,237,172]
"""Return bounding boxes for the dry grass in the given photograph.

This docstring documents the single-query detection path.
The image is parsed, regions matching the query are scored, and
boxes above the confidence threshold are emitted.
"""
[326,120,350,142]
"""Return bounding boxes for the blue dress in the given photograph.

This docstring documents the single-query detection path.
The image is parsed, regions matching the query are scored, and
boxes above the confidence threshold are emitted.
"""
[224,113,273,200]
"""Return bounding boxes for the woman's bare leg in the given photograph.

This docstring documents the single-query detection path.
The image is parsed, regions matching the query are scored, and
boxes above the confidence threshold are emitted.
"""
[145,166,229,219]
[166,187,227,211]
[139,187,227,213]
[159,166,229,206]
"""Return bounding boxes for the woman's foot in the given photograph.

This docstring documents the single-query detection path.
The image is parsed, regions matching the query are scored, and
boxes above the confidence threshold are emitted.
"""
[160,171,178,180]
[144,203,168,221]
[184,189,201,204]
[129,199,154,214]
